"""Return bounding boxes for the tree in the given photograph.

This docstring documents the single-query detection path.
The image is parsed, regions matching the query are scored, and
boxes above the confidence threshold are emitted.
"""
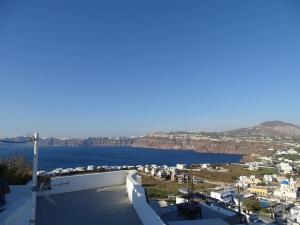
[243,199,261,212]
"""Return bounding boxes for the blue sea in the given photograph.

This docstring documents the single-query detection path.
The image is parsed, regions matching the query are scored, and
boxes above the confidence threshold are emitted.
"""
[0,146,242,171]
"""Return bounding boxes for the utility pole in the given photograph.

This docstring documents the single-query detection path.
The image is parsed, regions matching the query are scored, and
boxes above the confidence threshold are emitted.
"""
[190,167,194,193]
[187,174,189,194]
[30,133,39,225]
[237,185,242,223]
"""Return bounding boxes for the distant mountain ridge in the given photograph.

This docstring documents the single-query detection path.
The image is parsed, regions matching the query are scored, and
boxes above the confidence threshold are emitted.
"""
[0,121,299,162]
[0,136,134,147]
[226,120,300,138]
[0,121,299,148]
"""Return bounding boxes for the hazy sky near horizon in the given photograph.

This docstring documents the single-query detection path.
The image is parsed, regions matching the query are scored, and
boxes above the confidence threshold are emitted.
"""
[1,0,300,138]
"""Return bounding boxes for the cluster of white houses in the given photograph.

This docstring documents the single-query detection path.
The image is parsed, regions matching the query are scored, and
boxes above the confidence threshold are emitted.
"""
[238,151,300,200]
[38,164,137,176]
[137,163,205,184]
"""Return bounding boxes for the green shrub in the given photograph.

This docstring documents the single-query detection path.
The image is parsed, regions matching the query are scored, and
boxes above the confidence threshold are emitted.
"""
[258,168,275,175]
[146,188,169,199]
[260,208,270,214]
[243,199,261,212]
[0,156,32,185]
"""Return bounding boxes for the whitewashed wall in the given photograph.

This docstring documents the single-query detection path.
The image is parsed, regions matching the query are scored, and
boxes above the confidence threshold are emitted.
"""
[43,170,129,195]
[126,171,166,225]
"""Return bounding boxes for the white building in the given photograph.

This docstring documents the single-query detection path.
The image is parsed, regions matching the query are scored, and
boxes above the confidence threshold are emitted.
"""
[248,162,260,171]
[277,150,288,155]
[74,167,85,172]
[137,165,144,172]
[287,149,298,154]
[61,168,74,174]
[52,168,63,175]
[168,167,178,174]
[210,188,237,204]
[144,166,151,174]
[37,170,46,176]
[288,205,300,225]
[176,164,187,170]
[237,175,260,188]
[201,163,211,169]
[151,168,158,176]
[263,174,277,183]
[273,177,299,200]
[87,165,95,171]
[156,170,166,179]
[237,176,248,188]
[279,162,293,174]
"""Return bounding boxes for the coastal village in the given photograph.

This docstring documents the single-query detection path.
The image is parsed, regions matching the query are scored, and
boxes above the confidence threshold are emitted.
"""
[1,0,300,224]
[2,121,300,225]
[34,136,300,225]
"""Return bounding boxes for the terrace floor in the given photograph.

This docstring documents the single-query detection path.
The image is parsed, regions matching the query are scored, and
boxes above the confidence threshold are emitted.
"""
[36,185,142,225]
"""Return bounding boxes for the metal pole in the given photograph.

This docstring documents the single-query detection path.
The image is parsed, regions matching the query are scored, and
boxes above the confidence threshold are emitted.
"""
[30,133,39,225]
[238,185,242,223]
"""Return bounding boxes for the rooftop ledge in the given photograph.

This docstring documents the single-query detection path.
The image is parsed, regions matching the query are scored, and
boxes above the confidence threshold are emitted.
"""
[0,170,165,225]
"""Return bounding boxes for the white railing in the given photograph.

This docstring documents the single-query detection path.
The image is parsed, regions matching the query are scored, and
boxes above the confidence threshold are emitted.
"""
[126,171,166,225]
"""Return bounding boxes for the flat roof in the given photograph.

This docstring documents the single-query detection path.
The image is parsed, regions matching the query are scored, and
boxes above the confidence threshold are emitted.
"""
[5,184,31,208]
[36,185,142,225]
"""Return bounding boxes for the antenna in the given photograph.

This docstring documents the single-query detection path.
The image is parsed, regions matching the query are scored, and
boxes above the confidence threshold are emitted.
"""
[0,133,38,225]
[29,132,39,225]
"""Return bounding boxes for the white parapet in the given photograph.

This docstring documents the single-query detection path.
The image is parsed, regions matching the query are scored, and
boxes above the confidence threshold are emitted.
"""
[2,170,166,225]
[42,170,129,195]
[126,171,166,225]
[136,175,142,185]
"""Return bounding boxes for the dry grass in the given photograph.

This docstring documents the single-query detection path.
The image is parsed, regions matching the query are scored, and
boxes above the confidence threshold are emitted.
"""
[140,173,216,199]
[193,164,274,183]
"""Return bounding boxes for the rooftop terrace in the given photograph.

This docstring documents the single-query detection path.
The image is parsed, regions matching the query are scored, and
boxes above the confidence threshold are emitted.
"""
[36,185,142,225]
[0,170,165,225]
[1,170,245,225]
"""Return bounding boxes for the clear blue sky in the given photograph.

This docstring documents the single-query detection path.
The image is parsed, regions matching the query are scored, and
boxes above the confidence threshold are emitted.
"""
[1,0,300,138]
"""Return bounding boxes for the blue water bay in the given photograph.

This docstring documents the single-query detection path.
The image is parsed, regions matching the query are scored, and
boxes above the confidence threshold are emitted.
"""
[0,146,242,171]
